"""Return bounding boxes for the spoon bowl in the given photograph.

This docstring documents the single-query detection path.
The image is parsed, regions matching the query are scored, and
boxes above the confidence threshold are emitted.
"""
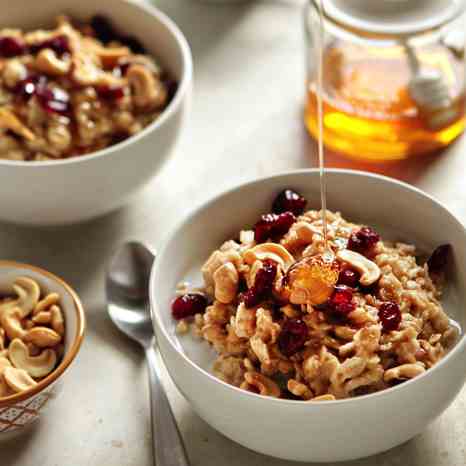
[106,241,155,347]
[106,241,190,466]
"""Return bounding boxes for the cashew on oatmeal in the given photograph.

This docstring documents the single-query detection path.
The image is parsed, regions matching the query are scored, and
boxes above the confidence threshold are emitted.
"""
[0,277,65,398]
[0,15,176,161]
[171,189,459,401]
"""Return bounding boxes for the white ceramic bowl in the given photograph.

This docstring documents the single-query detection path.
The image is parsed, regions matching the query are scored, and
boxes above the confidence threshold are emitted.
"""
[150,169,466,462]
[0,261,85,440]
[0,0,192,225]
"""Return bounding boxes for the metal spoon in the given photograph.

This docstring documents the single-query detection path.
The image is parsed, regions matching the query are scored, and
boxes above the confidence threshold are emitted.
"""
[106,241,190,466]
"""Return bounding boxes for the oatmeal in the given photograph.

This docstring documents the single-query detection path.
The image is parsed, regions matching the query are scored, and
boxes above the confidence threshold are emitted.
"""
[0,15,176,161]
[0,277,65,398]
[171,189,458,401]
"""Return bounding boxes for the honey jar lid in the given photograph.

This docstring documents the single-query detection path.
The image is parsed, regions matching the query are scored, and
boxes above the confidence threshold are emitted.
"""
[321,0,466,36]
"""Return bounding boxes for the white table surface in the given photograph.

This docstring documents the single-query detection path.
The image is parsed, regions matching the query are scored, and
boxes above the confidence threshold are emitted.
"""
[4,1,466,465]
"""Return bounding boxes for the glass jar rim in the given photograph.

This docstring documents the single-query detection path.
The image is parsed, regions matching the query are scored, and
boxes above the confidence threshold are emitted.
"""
[310,0,466,38]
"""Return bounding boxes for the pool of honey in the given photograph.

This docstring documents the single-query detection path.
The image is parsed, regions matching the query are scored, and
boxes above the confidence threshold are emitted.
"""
[305,41,465,161]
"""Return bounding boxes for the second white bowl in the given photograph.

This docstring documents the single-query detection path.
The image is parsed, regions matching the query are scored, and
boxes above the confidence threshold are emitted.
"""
[150,169,466,462]
[0,0,192,225]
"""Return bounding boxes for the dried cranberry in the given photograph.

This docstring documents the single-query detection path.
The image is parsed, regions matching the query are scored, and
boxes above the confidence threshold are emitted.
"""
[427,244,451,275]
[31,35,71,56]
[278,319,308,356]
[96,85,125,100]
[347,227,380,255]
[337,268,360,288]
[378,301,401,332]
[254,211,295,243]
[119,35,146,54]
[35,86,70,115]
[171,293,208,320]
[327,285,355,315]
[14,75,47,99]
[272,189,307,216]
[0,36,27,57]
[91,15,118,43]
[243,259,277,308]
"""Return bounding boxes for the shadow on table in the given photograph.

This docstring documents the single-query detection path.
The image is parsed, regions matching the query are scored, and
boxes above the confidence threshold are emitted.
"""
[303,129,461,187]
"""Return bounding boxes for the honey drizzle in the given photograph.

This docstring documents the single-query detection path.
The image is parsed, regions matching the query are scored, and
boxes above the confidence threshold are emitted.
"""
[316,0,331,259]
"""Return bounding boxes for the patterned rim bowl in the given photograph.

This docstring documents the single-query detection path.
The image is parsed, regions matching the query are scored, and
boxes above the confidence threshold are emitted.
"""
[0,261,85,439]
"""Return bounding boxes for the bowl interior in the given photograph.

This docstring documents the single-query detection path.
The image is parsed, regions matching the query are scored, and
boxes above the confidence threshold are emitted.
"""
[0,262,84,405]
[152,170,466,373]
[0,0,185,81]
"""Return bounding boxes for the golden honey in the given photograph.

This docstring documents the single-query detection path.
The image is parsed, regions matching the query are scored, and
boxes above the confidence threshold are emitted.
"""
[305,41,465,161]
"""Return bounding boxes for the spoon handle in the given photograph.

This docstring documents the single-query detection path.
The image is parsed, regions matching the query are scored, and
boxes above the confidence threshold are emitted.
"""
[145,346,190,466]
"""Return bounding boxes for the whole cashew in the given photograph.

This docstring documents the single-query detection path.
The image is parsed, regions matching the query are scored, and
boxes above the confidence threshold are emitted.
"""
[0,277,41,320]
[34,293,60,316]
[336,250,381,286]
[35,48,71,76]
[241,372,281,398]
[32,311,52,324]
[51,305,65,336]
[96,46,130,68]
[3,367,37,393]
[243,243,294,270]
[213,262,239,304]
[24,327,61,348]
[8,338,57,378]
[384,363,426,382]
[1,308,26,340]
[127,64,167,110]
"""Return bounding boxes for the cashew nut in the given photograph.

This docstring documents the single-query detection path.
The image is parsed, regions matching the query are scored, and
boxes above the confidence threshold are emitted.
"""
[9,338,57,378]
[35,48,71,76]
[34,293,60,315]
[32,311,52,324]
[384,363,426,382]
[0,108,35,141]
[50,305,65,336]
[241,372,281,398]
[127,64,167,110]
[1,308,26,340]
[3,367,37,393]
[336,249,381,286]
[96,46,130,68]
[0,277,41,320]
[213,262,239,304]
[2,59,28,88]
[243,243,295,270]
[24,327,61,348]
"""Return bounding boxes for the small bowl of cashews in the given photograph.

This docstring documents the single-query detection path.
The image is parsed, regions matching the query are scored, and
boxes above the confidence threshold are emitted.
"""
[0,0,192,225]
[150,169,466,462]
[0,261,85,440]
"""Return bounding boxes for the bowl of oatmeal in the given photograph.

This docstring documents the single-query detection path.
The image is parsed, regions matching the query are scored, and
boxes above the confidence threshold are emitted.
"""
[150,169,466,462]
[0,261,85,440]
[0,0,192,225]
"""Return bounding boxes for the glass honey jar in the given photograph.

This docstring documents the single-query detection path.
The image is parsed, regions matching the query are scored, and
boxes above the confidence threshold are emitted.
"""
[304,0,466,161]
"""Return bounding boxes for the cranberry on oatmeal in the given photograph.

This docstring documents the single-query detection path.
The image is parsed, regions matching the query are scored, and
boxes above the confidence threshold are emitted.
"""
[172,189,458,401]
[0,15,176,161]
